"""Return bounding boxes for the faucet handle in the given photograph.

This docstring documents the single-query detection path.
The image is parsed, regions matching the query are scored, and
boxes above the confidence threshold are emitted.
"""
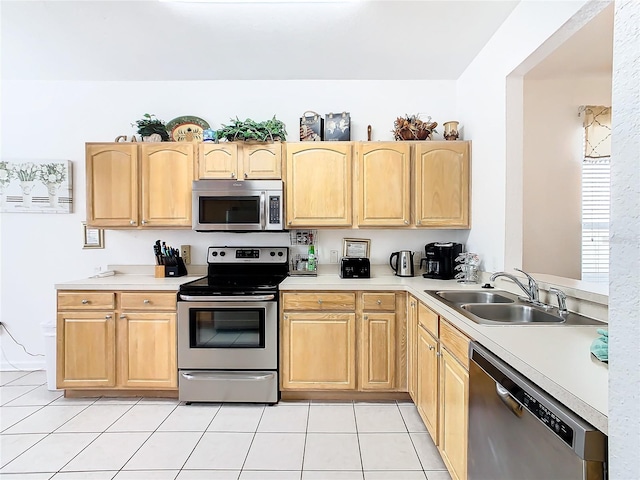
[514,268,539,300]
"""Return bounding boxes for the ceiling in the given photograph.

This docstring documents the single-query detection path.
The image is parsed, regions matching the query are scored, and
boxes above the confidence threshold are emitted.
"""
[1,0,522,81]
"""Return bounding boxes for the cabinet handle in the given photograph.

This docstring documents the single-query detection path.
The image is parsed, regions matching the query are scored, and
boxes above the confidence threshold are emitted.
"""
[120,314,126,319]
[143,299,150,304]
[129,220,136,225]
[417,220,421,225]
[318,299,323,304]
[231,172,236,178]
[141,220,148,225]
[81,299,89,305]
[410,301,415,307]
[428,345,434,351]
[244,172,248,178]
[288,221,292,225]
[284,315,288,320]
[436,351,442,357]
[105,315,112,319]
[364,315,369,320]
[404,220,409,225]
[376,299,382,305]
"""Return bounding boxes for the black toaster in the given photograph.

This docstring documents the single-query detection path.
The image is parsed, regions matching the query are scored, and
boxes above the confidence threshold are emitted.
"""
[340,257,371,278]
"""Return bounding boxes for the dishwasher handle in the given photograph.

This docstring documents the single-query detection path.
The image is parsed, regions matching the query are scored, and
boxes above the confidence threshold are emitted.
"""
[496,383,523,417]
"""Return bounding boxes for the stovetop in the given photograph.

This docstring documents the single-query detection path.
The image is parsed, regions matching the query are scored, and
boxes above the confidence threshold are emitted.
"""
[179,246,289,296]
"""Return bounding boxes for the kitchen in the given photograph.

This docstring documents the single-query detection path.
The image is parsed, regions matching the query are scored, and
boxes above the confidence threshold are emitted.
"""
[1,1,638,479]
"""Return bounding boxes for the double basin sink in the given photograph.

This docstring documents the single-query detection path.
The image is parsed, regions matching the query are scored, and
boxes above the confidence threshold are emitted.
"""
[424,289,605,326]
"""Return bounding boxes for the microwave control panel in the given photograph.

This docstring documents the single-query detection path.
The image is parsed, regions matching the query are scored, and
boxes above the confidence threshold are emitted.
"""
[269,196,281,224]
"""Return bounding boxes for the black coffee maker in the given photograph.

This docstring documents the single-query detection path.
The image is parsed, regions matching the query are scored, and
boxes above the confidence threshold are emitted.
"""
[420,242,464,279]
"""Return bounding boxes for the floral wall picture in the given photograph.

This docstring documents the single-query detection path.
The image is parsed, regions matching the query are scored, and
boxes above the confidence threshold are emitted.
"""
[0,161,73,213]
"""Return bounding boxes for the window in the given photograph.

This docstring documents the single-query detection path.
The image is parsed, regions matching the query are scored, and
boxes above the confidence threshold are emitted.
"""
[581,106,611,283]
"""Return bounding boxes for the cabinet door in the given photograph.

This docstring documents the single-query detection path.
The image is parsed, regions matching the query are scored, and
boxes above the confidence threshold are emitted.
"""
[407,295,418,401]
[360,312,395,390]
[199,143,239,179]
[417,323,439,443]
[86,143,138,227]
[439,347,469,480]
[356,142,411,227]
[140,144,194,227]
[415,141,470,228]
[285,143,353,227]
[242,143,282,179]
[117,312,177,389]
[57,311,116,388]
[281,312,356,390]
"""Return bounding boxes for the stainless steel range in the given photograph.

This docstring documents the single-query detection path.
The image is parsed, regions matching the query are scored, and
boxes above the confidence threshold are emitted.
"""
[177,246,288,404]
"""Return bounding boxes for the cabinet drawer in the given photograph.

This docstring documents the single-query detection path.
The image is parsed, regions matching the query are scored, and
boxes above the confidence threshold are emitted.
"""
[440,319,470,370]
[120,292,176,311]
[282,292,356,311]
[417,302,438,337]
[58,291,115,310]
[362,292,396,311]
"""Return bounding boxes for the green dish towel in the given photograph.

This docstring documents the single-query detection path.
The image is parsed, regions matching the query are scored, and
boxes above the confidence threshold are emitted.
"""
[590,328,608,363]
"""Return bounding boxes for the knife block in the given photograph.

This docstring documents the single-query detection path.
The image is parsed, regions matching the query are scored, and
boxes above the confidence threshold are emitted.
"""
[155,258,188,278]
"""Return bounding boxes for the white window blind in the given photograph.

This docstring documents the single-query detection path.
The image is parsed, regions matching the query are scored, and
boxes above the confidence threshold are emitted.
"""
[581,106,611,283]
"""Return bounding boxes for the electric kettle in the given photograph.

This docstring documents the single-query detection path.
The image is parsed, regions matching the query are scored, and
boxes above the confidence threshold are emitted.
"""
[389,250,415,277]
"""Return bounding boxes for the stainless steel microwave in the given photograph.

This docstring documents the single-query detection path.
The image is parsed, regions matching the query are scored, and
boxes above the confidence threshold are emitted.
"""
[192,179,284,232]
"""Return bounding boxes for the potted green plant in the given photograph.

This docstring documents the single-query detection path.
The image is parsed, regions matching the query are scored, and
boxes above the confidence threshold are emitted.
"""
[216,116,287,143]
[132,113,170,141]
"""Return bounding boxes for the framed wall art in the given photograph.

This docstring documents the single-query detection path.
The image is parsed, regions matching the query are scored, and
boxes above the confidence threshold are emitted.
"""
[342,238,371,258]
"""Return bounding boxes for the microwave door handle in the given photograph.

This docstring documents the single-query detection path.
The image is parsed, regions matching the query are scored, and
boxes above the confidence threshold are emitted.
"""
[260,192,266,230]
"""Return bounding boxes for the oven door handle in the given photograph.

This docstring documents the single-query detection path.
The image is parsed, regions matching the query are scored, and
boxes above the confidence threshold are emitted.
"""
[179,294,275,302]
[181,371,276,381]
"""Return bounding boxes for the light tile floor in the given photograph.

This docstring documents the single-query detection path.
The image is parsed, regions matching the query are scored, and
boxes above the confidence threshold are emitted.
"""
[1,370,451,480]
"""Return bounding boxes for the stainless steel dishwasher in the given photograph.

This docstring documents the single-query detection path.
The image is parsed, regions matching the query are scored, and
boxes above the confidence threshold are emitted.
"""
[468,342,607,480]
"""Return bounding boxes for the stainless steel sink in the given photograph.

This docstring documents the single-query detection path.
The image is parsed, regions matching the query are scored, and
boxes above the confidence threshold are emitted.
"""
[424,289,606,326]
[434,290,515,304]
[461,304,563,324]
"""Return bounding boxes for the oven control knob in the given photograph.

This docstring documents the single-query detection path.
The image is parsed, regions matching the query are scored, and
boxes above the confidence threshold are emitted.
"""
[278,251,284,256]
[211,251,218,257]
[270,251,276,256]
[220,251,226,256]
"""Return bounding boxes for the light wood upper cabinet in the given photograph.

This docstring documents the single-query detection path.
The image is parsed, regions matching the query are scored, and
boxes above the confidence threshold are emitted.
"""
[281,312,357,390]
[414,141,470,228]
[198,142,282,180]
[86,143,138,227]
[140,143,194,227]
[86,142,195,228]
[285,143,353,227]
[356,142,411,227]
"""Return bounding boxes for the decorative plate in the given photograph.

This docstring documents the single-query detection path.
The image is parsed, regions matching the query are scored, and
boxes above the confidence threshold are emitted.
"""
[166,116,210,142]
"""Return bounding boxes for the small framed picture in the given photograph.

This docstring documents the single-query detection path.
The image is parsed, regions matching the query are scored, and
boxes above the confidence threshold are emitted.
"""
[342,238,371,258]
[82,222,104,249]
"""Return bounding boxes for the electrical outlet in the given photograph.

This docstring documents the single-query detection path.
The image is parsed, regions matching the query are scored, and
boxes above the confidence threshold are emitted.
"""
[330,250,339,263]
[181,245,191,265]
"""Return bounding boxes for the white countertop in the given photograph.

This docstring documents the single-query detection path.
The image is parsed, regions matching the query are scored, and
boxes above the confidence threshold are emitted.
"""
[282,265,609,434]
[55,264,608,434]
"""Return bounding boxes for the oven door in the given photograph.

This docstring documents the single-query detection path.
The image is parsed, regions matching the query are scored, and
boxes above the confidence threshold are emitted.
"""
[177,298,277,370]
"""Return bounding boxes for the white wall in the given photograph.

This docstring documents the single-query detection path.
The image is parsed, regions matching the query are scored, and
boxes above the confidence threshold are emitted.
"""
[522,75,612,279]
[0,79,469,368]
[609,1,640,477]
[457,0,593,272]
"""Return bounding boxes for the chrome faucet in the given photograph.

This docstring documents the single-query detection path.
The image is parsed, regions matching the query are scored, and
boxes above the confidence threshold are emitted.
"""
[490,268,541,304]
[549,287,568,314]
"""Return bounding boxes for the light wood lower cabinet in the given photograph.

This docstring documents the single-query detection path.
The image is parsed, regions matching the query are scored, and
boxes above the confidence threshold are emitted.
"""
[281,312,356,390]
[280,291,404,392]
[417,322,439,442]
[410,300,470,480]
[57,290,177,391]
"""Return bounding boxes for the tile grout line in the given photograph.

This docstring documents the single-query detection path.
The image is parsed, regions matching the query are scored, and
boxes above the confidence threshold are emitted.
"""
[176,401,225,477]
[237,403,267,479]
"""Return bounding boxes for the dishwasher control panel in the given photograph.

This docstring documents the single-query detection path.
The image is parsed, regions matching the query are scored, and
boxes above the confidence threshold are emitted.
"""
[521,391,574,446]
